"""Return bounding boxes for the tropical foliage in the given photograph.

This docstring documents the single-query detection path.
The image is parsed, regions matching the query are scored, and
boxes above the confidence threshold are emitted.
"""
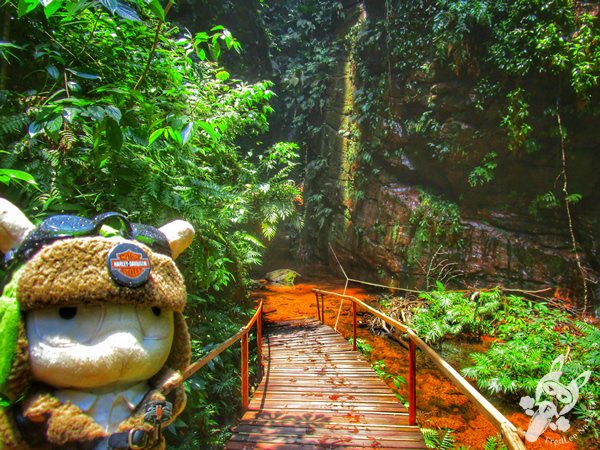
[352,0,599,161]
[421,427,456,449]
[406,191,462,266]
[1,0,299,445]
[410,288,500,343]
[264,0,347,140]
[403,286,600,438]
[1,0,300,288]
[422,428,508,450]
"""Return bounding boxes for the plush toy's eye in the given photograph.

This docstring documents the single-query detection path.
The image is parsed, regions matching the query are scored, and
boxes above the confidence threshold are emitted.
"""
[28,305,104,347]
[152,307,161,317]
[59,307,78,320]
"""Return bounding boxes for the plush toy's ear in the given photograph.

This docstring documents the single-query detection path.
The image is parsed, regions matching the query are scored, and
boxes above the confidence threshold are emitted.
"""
[0,198,34,254]
[159,220,195,259]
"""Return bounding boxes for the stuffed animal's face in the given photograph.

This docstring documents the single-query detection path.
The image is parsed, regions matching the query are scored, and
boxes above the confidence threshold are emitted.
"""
[27,304,174,389]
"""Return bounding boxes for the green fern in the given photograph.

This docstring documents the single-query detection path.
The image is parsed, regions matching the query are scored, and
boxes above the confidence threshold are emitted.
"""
[483,435,508,450]
[421,428,455,450]
[0,113,29,137]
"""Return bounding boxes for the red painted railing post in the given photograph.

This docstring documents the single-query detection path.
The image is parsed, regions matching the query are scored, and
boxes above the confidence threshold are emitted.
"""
[352,301,357,351]
[257,305,263,377]
[408,338,417,426]
[241,332,249,411]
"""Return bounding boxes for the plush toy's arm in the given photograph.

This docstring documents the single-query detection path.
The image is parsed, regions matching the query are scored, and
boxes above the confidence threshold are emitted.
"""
[21,391,106,446]
[147,367,187,428]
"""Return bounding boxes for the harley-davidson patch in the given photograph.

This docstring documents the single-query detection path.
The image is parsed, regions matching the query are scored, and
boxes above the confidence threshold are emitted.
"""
[107,242,151,287]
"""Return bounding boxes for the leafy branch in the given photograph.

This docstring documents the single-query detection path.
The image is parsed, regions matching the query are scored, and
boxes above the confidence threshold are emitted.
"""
[134,0,173,90]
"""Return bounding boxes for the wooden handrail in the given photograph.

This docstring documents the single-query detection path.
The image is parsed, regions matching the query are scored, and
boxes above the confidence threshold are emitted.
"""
[179,301,263,412]
[313,289,526,450]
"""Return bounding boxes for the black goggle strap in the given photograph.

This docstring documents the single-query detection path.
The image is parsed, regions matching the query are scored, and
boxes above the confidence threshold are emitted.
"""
[94,214,171,256]
[92,212,133,236]
[130,222,172,257]
[3,212,170,270]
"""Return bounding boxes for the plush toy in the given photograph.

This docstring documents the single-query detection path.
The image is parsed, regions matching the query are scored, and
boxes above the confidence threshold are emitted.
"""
[0,198,194,450]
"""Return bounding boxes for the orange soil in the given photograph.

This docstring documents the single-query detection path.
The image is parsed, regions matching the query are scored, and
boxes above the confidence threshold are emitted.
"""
[253,272,589,449]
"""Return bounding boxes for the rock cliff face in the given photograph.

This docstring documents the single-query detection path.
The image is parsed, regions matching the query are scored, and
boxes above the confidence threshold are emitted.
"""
[298,1,600,314]
[333,182,587,292]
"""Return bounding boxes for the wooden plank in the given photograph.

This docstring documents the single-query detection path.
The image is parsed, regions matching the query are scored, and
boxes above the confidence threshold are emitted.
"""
[226,441,427,449]
[253,384,392,392]
[258,377,390,387]
[266,356,367,362]
[238,419,415,430]
[252,391,399,400]
[249,399,406,410]
[227,433,427,449]
[266,370,379,376]
[226,319,425,449]
[250,391,401,402]
[239,410,410,426]
[256,382,394,390]
[233,424,425,440]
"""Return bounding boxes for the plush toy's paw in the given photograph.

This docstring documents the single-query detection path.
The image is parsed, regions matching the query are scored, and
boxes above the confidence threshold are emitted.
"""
[169,385,187,424]
[150,368,187,424]
[22,392,61,423]
[151,367,182,394]
[46,402,106,445]
[23,392,106,445]
[114,387,182,449]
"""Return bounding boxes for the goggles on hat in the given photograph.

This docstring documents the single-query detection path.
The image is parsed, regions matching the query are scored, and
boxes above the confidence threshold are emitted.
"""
[3,212,171,274]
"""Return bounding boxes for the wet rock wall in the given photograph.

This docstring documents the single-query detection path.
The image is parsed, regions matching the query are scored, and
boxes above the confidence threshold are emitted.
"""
[301,1,600,313]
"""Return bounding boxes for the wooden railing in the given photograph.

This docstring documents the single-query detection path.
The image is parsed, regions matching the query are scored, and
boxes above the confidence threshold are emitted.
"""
[180,301,263,411]
[313,289,526,450]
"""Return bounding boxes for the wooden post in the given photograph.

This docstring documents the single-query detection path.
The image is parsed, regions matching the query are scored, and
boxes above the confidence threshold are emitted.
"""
[241,332,249,411]
[321,293,325,324]
[315,292,321,322]
[257,305,263,378]
[352,301,357,351]
[408,339,417,426]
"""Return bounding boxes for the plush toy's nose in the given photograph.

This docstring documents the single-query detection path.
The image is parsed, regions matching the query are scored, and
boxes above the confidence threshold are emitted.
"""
[99,304,173,342]
[97,305,144,340]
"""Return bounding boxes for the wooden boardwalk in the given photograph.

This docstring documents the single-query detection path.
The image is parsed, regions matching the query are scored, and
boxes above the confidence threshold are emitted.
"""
[226,318,427,449]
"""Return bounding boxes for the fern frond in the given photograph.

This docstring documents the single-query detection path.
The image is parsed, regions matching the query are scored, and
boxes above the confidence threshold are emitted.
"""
[484,435,508,450]
[0,113,29,137]
[59,130,76,151]
[421,428,455,450]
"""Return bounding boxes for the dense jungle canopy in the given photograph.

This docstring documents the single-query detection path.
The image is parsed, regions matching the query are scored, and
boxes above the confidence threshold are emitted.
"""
[0,0,599,448]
